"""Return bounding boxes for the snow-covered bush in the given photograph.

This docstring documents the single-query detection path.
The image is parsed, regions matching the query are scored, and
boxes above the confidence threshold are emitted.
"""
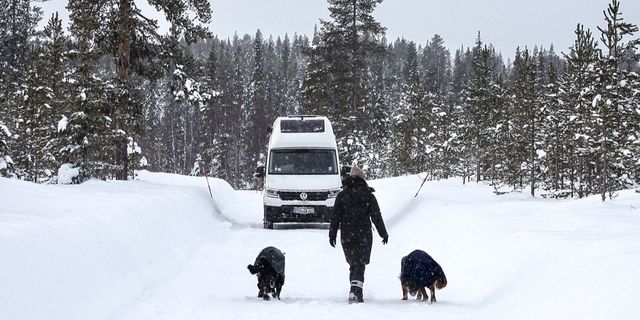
[57,163,80,184]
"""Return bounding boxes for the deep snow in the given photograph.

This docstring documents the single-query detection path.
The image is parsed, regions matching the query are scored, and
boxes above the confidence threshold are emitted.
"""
[1,171,639,320]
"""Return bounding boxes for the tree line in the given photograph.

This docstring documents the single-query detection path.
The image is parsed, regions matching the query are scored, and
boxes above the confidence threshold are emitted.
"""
[1,0,638,199]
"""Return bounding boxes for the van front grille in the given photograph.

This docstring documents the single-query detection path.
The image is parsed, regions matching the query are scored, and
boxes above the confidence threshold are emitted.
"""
[278,191,329,201]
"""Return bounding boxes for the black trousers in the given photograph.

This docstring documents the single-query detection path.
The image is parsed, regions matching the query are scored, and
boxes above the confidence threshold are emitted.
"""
[349,263,366,283]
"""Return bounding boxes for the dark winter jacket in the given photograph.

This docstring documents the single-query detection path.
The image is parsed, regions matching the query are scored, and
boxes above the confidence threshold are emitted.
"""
[329,176,388,265]
[250,246,286,283]
[400,250,446,290]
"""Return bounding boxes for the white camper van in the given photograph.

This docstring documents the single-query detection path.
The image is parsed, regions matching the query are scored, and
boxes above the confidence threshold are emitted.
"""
[259,116,343,229]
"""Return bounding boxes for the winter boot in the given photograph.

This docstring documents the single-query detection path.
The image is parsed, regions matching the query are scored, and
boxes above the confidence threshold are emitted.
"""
[348,280,364,303]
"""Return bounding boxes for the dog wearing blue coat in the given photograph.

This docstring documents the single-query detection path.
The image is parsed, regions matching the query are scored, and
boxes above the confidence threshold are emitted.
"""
[400,250,447,303]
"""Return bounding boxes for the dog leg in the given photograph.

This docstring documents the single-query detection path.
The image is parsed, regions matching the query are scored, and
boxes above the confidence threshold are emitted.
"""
[419,287,429,302]
[429,286,437,304]
[262,286,271,301]
[402,284,409,300]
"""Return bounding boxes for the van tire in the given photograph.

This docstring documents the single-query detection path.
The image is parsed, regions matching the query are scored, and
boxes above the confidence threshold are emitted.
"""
[263,206,274,229]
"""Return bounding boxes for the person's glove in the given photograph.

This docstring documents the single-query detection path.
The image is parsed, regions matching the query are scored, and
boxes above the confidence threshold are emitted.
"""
[329,238,336,248]
[382,234,389,245]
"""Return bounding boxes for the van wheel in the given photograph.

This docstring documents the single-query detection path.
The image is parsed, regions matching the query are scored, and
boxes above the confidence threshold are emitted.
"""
[263,220,274,229]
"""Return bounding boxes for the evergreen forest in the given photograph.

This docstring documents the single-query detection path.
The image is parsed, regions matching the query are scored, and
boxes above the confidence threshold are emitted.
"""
[1,0,639,200]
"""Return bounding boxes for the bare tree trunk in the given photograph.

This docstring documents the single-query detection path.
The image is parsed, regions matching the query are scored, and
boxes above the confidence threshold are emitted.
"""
[601,147,608,201]
[170,109,176,173]
[530,107,535,197]
[183,115,188,174]
[351,0,358,116]
[114,0,132,180]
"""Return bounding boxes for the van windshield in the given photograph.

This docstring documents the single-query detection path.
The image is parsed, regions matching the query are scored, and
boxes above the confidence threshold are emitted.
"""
[269,149,338,175]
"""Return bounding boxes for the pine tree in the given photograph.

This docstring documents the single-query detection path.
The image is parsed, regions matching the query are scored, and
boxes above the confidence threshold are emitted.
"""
[464,33,500,183]
[302,0,386,164]
[160,27,207,174]
[449,47,472,181]
[246,29,269,182]
[40,13,70,177]
[421,34,453,179]
[13,43,52,182]
[0,0,42,179]
[228,34,250,187]
[562,25,601,197]
[57,35,116,183]
[199,39,225,177]
[392,41,422,174]
[509,47,538,193]
[11,12,69,183]
[361,48,390,177]
[539,56,567,195]
[0,0,38,81]
[595,0,640,199]
[300,26,333,119]
[67,0,212,180]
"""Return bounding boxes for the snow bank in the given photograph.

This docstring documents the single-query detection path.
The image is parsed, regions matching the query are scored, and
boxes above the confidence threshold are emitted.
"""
[136,170,262,226]
[0,173,231,320]
[2,172,640,320]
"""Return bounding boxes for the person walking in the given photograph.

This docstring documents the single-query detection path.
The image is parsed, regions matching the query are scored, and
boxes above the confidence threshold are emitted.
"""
[329,166,389,303]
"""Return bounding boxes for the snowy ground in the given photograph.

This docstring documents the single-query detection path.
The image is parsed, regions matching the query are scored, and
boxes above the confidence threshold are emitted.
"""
[1,171,639,320]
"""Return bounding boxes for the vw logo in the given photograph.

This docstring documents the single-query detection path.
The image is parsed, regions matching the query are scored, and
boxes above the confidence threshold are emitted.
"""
[299,192,308,201]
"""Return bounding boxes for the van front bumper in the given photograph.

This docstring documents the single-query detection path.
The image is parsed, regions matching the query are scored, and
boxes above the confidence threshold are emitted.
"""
[264,205,333,224]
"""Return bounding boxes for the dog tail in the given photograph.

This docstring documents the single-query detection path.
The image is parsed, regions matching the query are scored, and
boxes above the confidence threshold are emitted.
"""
[436,270,447,289]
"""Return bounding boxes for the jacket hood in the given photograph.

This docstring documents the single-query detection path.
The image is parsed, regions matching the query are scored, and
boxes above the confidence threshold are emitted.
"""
[342,176,375,192]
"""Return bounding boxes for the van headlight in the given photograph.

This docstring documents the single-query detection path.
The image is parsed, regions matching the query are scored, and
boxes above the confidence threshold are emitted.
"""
[265,188,280,198]
[328,188,341,198]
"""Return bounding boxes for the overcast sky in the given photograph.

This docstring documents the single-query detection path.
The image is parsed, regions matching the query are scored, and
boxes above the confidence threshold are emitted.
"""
[40,0,640,56]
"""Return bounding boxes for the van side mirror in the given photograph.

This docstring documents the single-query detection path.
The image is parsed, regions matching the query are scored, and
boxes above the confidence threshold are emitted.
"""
[254,165,265,179]
[340,165,351,178]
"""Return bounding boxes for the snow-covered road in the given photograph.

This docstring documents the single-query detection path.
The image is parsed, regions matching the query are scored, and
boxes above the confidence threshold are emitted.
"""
[2,172,640,320]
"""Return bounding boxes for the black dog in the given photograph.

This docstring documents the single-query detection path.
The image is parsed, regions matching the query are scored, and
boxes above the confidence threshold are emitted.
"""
[247,246,285,300]
[400,250,447,303]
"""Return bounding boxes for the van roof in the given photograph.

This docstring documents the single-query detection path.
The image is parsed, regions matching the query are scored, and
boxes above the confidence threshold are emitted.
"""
[269,116,337,149]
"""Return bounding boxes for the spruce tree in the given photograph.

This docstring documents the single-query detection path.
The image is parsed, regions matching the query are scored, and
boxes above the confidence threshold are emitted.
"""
[13,13,69,182]
[246,30,269,181]
[539,58,567,195]
[392,41,422,174]
[449,47,472,181]
[510,47,538,193]
[66,0,212,180]
[464,34,499,183]
[58,38,115,183]
[302,0,386,164]
[595,0,640,199]
[421,34,453,178]
[562,25,601,197]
